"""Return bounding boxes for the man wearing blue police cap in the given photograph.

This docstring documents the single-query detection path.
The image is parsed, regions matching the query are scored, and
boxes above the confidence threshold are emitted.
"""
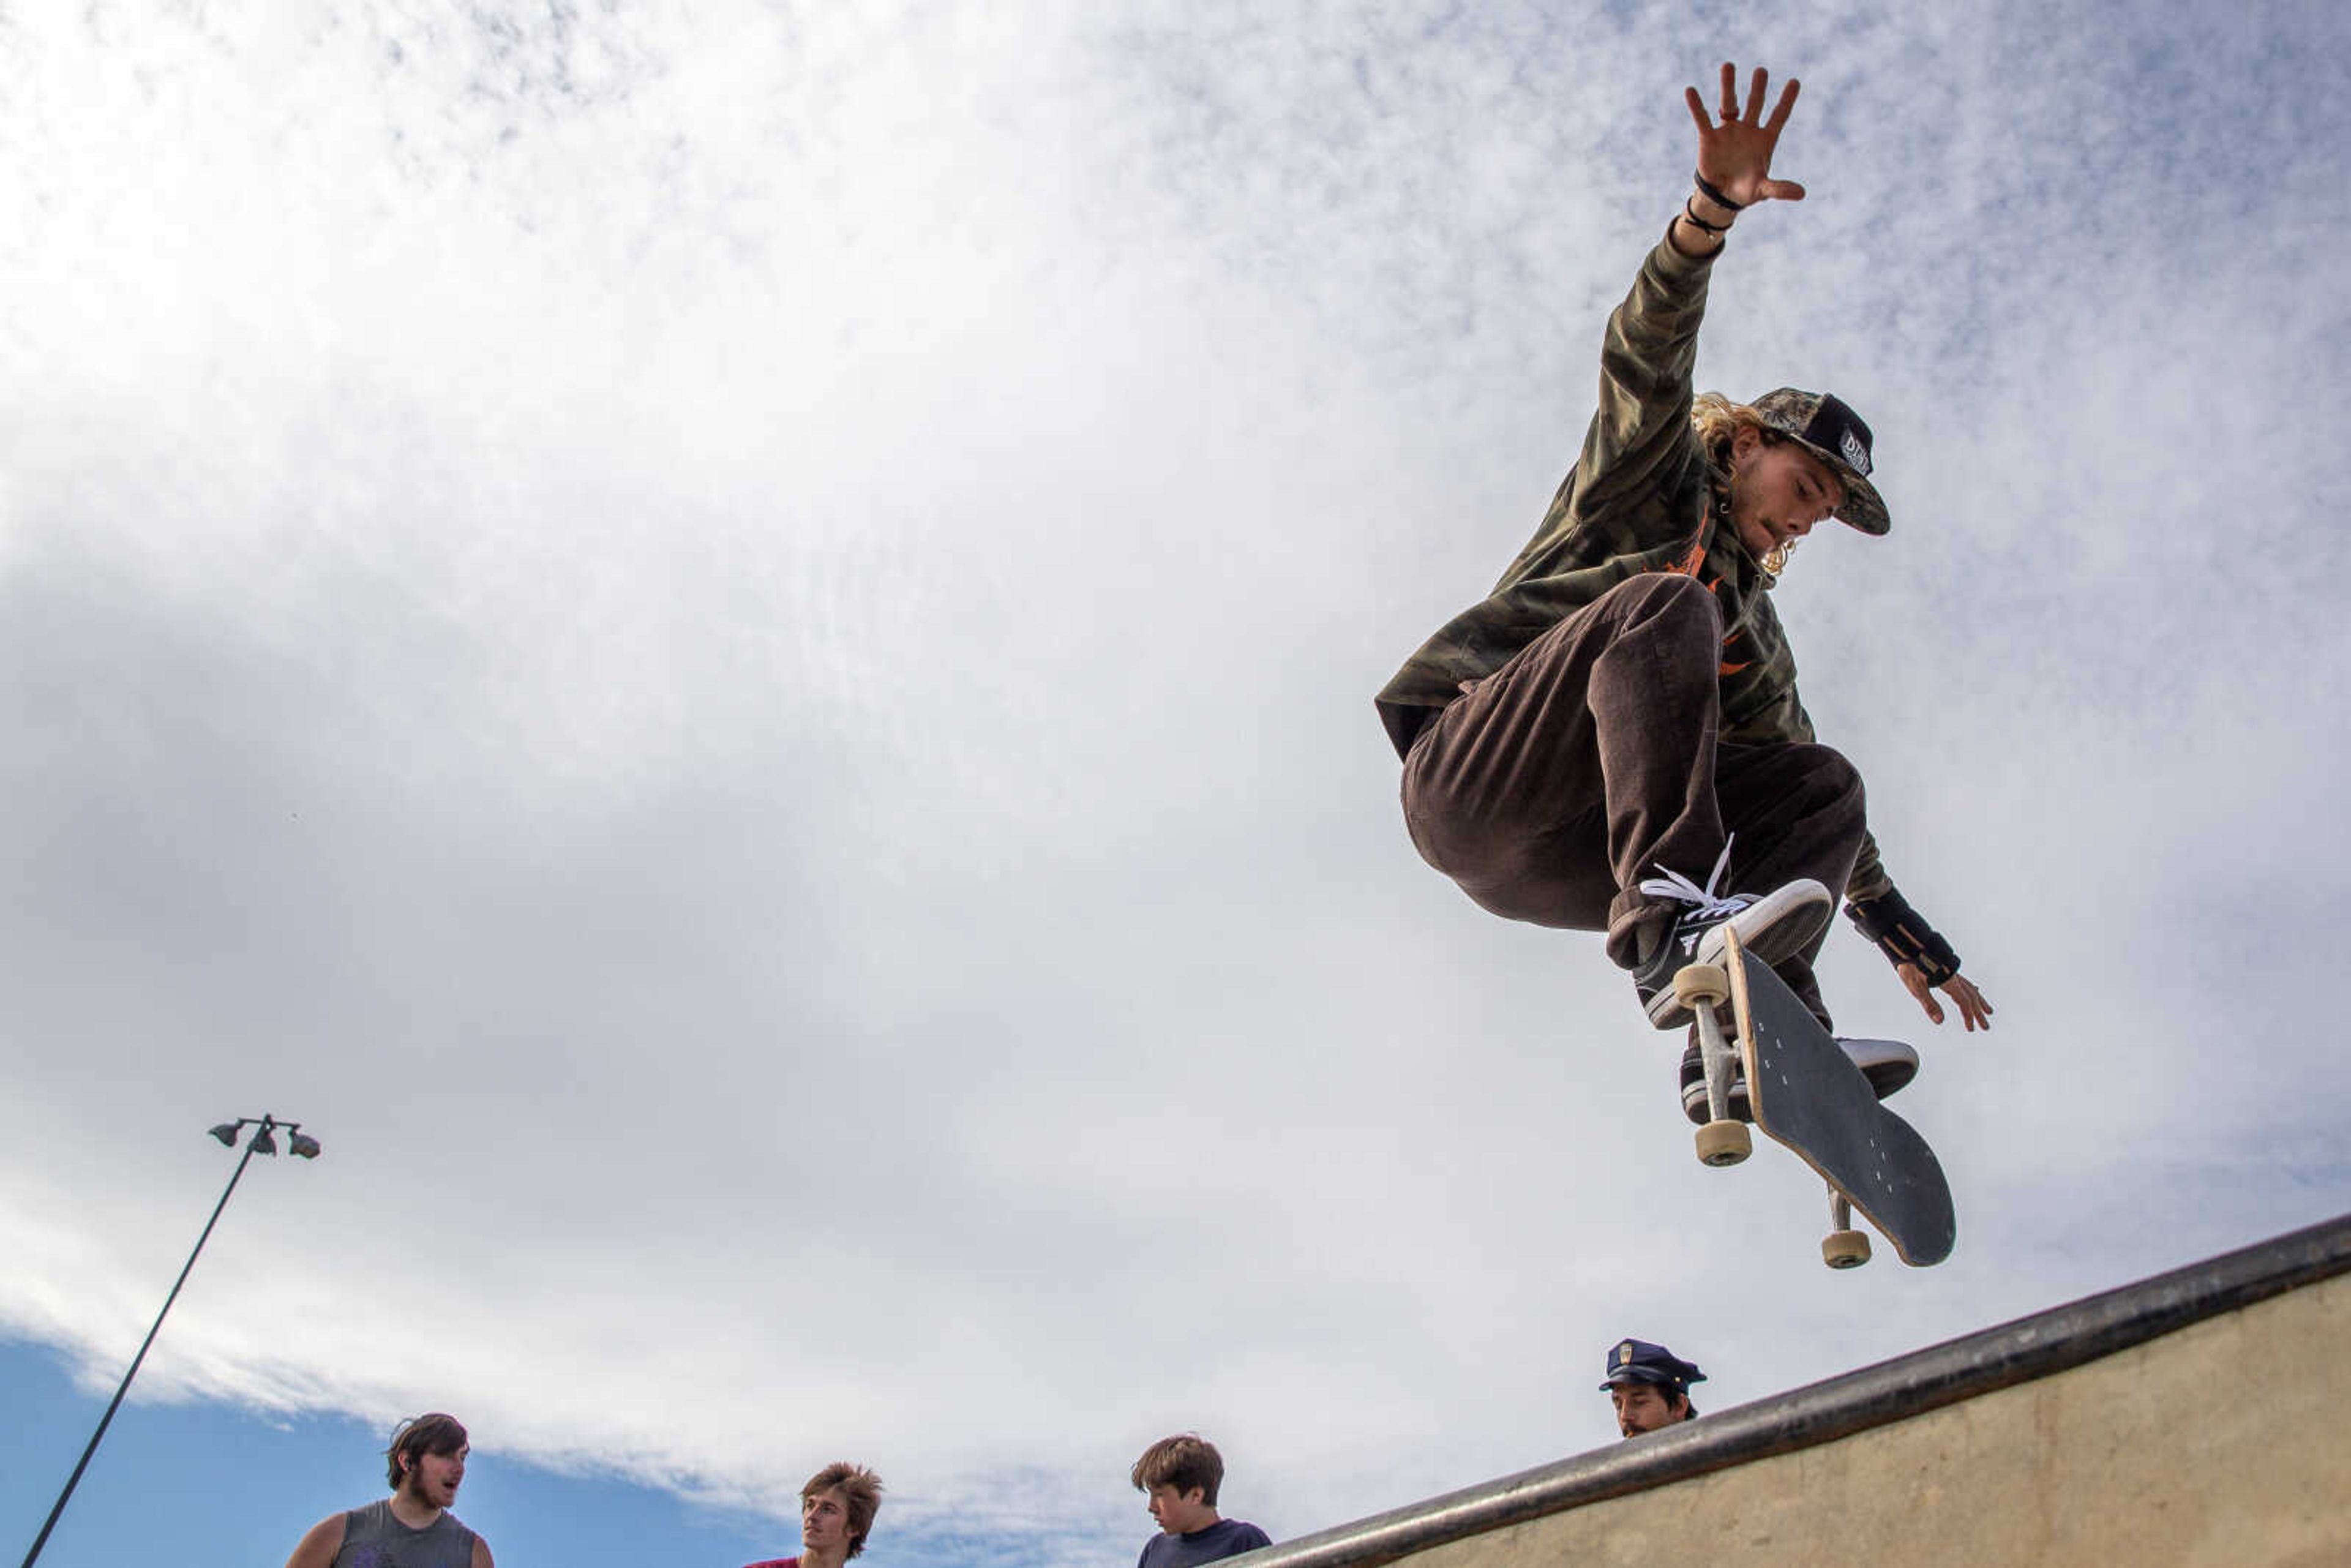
[1600,1338,1705,1438]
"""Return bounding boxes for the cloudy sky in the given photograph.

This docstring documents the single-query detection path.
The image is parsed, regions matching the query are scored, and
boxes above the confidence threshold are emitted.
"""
[4,2,2347,1566]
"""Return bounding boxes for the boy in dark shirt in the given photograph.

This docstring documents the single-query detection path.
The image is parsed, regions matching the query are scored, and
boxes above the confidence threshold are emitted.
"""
[1131,1433,1271,1567]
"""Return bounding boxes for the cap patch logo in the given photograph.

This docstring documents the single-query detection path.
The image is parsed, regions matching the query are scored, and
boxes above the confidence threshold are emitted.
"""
[1839,428,1870,475]
[1618,1343,1635,1365]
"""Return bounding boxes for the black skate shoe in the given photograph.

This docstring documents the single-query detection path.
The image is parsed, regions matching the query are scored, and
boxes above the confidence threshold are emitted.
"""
[1629,842,1833,1029]
[1679,1034,1921,1125]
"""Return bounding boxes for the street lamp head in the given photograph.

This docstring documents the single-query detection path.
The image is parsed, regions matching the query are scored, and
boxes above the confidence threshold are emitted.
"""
[208,1123,240,1147]
[288,1133,322,1160]
[250,1127,278,1157]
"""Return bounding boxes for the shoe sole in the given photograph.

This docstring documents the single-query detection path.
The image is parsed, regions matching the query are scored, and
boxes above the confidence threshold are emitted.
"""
[1691,881,1834,970]
[1681,1041,1920,1125]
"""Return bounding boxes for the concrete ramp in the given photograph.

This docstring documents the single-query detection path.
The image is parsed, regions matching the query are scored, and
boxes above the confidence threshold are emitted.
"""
[1250,1213,2351,1568]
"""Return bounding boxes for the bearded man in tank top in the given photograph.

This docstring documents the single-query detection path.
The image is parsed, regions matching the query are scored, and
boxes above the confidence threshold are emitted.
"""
[282,1412,494,1568]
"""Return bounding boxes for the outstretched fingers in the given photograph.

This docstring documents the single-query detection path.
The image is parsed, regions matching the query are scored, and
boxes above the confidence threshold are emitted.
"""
[1943,975,1997,1032]
[1685,61,1805,208]
[1899,964,1997,1032]
[1696,62,1800,132]
[1757,69,1802,200]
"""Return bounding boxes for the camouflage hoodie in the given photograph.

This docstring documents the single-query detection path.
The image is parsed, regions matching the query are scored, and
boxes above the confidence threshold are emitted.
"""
[1373,227,1892,901]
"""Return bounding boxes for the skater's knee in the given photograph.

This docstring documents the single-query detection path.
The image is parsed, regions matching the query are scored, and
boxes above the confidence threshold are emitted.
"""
[1593,576,1722,662]
[1603,571,1718,625]
[1794,744,1867,838]
[1802,743,1862,798]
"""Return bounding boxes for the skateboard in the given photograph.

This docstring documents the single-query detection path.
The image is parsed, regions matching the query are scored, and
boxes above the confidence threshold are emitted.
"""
[1675,926,1956,1269]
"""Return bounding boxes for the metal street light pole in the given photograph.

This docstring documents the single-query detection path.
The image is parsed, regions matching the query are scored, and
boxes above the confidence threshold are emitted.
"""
[17,1113,321,1568]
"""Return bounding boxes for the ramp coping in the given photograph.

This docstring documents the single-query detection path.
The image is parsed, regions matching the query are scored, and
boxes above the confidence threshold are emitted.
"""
[1239,1210,2351,1568]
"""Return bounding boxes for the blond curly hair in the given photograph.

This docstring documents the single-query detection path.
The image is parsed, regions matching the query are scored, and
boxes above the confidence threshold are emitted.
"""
[1690,391,1798,578]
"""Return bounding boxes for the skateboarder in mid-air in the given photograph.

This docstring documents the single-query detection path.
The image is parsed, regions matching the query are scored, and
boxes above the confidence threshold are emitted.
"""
[1377,62,1992,1121]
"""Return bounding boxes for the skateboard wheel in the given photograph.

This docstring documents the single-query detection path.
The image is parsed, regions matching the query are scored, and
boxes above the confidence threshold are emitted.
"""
[1822,1229,1872,1270]
[1695,1120,1750,1167]
[1673,964,1729,1008]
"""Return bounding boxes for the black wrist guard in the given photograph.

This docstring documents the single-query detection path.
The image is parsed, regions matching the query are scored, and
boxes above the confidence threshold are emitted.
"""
[1843,891,1962,986]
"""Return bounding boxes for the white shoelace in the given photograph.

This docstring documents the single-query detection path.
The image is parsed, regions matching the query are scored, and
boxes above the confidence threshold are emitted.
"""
[1637,836,1749,922]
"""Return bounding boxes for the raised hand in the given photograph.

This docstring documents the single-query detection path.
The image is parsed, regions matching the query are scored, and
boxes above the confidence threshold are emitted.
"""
[1683,63,1806,209]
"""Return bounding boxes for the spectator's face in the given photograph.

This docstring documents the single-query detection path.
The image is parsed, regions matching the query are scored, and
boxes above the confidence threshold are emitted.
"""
[801,1486,853,1556]
[1146,1484,1215,1534]
[1610,1383,1687,1438]
[399,1444,468,1509]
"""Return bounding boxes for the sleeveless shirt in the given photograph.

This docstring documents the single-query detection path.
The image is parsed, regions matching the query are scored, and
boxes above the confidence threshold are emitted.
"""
[332,1498,479,1568]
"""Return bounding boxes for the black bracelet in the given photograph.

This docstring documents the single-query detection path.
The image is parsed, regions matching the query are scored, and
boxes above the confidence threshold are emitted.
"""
[1692,171,1746,212]
[1680,197,1729,235]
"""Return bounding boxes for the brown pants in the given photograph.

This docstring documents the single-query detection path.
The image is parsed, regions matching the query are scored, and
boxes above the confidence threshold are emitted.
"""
[1400,575,1865,1026]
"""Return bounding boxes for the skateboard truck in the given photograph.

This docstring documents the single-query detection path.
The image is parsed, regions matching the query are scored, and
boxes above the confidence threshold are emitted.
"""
[1824,1192,1870,1269]
[1675,963,1751,1168]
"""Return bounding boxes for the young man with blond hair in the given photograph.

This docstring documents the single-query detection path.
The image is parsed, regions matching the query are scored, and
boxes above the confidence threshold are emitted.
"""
[1130,1433,1270,1567]
[282,1412,493,1568]
[1378,61,1992,1123]
[744,1461,885,1568]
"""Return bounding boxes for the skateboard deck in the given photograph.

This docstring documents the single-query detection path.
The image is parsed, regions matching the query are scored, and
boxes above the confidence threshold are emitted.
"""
[1723,927,1956,1267]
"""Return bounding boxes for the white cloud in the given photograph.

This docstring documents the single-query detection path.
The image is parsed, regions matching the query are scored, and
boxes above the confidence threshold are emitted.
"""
[3,2,2348,1564]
